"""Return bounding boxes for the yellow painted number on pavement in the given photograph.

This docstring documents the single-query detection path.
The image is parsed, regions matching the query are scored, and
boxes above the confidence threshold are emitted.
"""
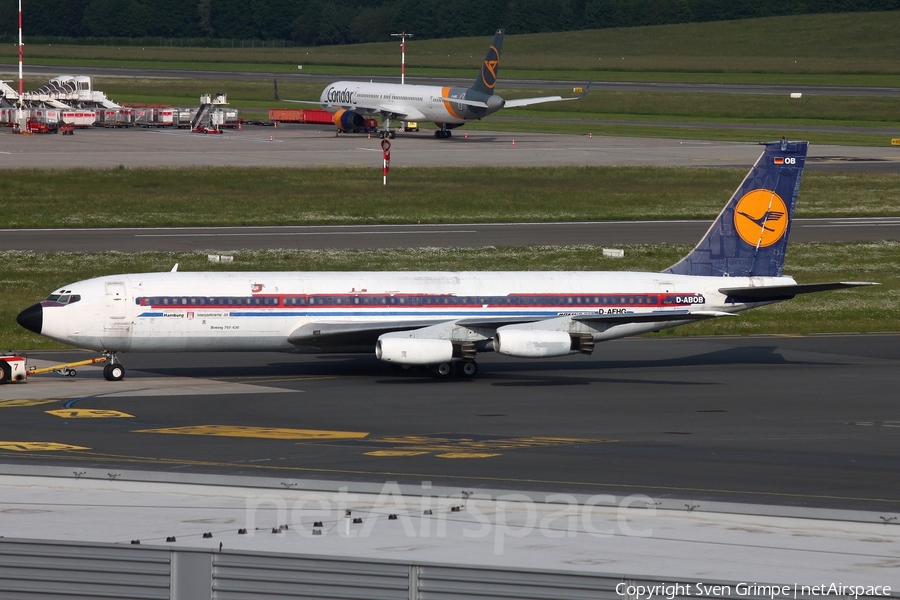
[46,409,135,419]
[0,399,58,408]
[135,425,368,440]
[0,441,89,452]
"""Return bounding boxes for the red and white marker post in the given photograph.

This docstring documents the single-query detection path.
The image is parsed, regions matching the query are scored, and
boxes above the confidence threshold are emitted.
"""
[381,138,391,186]
[390,31,414,85]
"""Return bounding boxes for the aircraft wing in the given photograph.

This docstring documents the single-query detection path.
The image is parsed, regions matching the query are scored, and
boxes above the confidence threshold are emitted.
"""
[504,95,582,108]
[288,320,450,348]
[719,281,878,302]
[503,79,591,108]
[571,310,734,324]
[289,310,732,351]
[279,97,406,116]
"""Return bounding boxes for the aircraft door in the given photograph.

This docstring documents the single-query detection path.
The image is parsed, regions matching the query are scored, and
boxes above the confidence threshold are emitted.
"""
[103,281,132,349]
[106,282,128,320]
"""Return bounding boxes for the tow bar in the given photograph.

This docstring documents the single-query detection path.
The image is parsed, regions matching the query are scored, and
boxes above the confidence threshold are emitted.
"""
[25,356,108,379]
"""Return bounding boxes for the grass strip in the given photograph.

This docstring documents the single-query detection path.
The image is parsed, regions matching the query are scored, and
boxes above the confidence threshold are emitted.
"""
[2,242,895,351]
[3,167,899,229]
[7,12,900,83]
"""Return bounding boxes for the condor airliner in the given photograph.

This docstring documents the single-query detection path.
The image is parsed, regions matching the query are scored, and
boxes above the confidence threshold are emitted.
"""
[275,29,588,138]
[16,140,874,381]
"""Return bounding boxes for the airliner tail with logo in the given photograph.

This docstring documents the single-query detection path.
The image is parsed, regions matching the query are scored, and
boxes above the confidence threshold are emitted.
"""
[16,140,875,381]
[274,29,589,138]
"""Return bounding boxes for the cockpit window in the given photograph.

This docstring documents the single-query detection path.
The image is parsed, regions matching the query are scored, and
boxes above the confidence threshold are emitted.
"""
[45,294,81,305]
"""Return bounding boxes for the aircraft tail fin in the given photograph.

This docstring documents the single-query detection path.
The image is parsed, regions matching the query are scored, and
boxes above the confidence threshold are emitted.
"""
[469,29,504,96]
[664,139,809,278]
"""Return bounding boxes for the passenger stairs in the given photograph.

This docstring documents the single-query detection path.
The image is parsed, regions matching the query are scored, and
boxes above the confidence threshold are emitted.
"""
[191,93,228,133]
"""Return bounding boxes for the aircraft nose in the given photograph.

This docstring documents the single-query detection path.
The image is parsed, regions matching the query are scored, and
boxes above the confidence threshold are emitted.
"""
[16,303,42,335]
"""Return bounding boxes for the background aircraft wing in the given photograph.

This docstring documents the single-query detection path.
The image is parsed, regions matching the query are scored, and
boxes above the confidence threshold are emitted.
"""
[504,95,580,108]
[503,80,591,108]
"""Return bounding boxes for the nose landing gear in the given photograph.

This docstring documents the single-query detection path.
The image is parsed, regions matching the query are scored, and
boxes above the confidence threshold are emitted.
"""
[102,354,125,381]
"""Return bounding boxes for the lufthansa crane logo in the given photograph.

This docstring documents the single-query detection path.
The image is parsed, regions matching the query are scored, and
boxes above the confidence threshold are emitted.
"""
[481,46,499,89]
[733,189,789,248]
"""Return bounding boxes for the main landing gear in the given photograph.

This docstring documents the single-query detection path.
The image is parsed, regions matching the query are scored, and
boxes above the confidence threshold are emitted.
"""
[102,353,125,381]
[428,360,478,379]
[380,130,396,139]
[434,128,452,139]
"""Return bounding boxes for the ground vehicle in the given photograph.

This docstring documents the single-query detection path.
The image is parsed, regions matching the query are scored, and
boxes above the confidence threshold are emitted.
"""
[0,356,26,383]
[25,118,59,134]
[403,121,419,132]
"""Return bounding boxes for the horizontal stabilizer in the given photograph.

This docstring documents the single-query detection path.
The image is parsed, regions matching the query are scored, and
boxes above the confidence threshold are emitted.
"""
[444,97,489,109]
[720,281,878,302]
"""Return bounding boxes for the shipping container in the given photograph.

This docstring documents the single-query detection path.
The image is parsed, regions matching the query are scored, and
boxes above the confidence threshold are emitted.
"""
[218,108,241,128]
[301,109,336,125]
[268,109,304,122]
[61,110,97,128]
[31,108,62,123]
[156,108,175,126]
[174,108,197,128]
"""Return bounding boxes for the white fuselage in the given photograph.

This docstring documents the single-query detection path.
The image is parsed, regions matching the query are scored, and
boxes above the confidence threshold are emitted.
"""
[39,270,789,354]
[318,81,496,124]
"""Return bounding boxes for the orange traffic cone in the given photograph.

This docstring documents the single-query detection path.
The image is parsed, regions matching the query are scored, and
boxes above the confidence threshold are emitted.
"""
[511,139,515,146]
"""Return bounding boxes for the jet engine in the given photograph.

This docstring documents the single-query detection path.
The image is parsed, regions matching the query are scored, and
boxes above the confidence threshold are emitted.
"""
[492,330,574,358]
[333,109,365,131]
[375,337,453,365]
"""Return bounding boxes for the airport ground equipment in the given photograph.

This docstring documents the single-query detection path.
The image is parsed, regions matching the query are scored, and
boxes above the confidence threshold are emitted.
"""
[0,356,27,383]
[0,355,107,383]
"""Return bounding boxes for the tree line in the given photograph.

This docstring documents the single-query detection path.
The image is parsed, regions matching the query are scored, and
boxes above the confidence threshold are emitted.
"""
[2,0,898,46]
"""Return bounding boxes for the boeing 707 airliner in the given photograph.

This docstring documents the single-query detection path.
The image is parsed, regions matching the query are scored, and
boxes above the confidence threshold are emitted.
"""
[275,29,588,138]
[15,140,874,381]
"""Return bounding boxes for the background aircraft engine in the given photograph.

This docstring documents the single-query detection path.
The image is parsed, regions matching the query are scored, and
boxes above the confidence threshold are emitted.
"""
[333,109,365,130]
[375,337,454,365]
[493,330,574,358]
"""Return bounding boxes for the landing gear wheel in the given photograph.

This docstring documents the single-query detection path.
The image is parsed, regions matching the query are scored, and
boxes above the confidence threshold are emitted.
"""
[68,369,77,377]
[389,131,396,139]
[431,362,453,377]
[446,130,452,138]
[457,360,478,378]
[103,363,125,382]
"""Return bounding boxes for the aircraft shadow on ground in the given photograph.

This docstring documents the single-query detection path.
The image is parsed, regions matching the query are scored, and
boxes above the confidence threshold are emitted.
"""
[132,345,843,383]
